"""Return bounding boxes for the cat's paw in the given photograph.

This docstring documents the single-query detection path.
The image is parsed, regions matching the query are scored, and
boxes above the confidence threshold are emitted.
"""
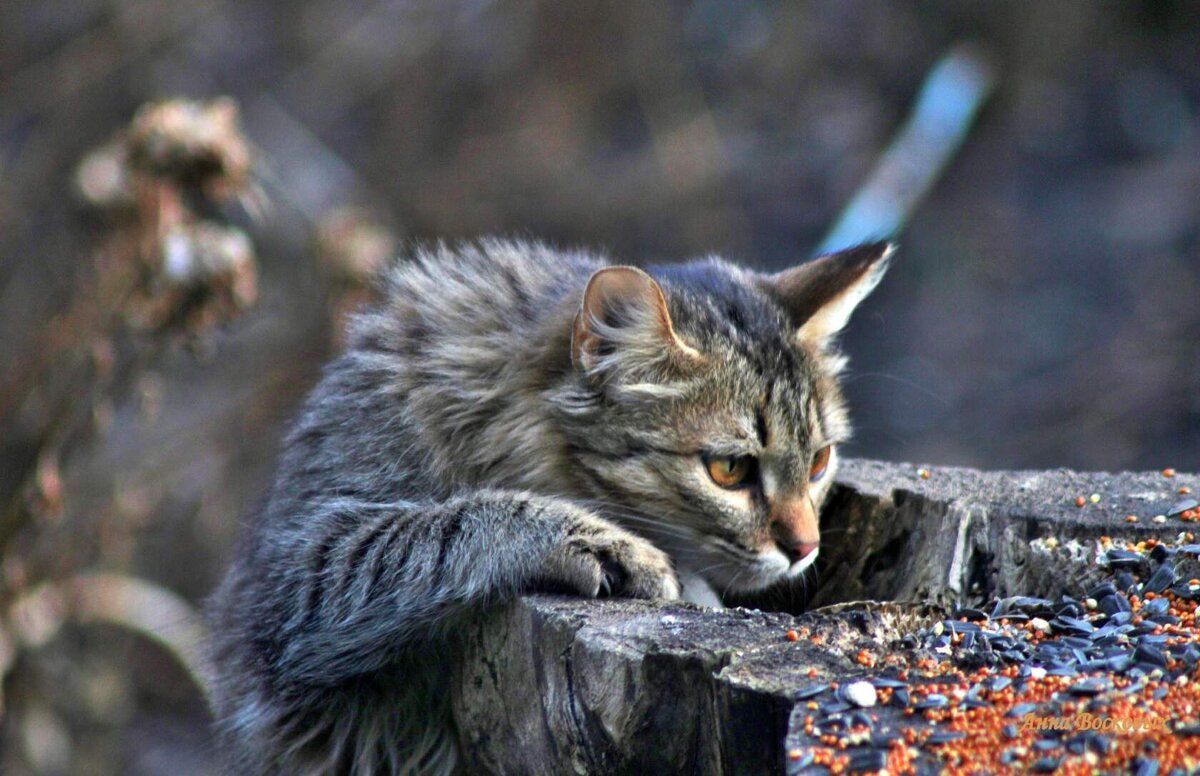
[538,513,680,601]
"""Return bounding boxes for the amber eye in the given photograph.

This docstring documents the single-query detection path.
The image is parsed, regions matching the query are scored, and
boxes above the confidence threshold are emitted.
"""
[704,454,755,489]
[809,446,832,482]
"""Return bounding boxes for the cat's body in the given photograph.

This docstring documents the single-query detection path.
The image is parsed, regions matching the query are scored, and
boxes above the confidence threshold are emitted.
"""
[208,239,891,774]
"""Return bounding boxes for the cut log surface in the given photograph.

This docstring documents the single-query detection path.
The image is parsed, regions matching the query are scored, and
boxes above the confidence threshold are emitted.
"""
[452,459,1200,775]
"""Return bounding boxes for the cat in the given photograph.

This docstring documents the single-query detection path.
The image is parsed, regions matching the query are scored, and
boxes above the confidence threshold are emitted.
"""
[207,238,892,774]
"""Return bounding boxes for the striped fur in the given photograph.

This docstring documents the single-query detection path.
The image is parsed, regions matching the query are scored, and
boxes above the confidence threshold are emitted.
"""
[207,239,889,774]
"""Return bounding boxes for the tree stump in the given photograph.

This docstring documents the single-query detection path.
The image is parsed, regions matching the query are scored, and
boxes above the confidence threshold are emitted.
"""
[453,459,1200,774]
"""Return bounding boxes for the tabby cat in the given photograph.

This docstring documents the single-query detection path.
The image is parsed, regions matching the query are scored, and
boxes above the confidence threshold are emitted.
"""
[208,238,892,774]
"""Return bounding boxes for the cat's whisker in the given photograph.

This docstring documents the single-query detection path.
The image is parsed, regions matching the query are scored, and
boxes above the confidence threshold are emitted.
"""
[720,564,753,601]
[582,507,703,544]
[684,558,739,580]
[840,370,951,406]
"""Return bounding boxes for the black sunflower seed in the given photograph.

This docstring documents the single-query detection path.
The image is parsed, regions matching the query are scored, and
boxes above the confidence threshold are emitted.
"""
[1133,756,1160,776]
[1052,616,1095,634]
[846,748,887,773]
[1109,611,1134,626]
[1144,565,1179,595]
[1149,544,1173,563]
[1168,582,1199,600]
[1105,549,1144,568]
[794,684,829,700]
[988,676,1012,692]
[1167,499,1199,517]
[869,677,908,689]
[1068,679,1108,695]
[1008,702,1039,717]
[1099,594,1132,616]
[926,731,966,745]
[1134,643,1168,667]
[954,606,988,621]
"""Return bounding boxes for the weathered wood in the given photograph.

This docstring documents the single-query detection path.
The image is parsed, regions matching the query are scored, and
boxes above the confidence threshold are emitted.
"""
[452,458,1198,774]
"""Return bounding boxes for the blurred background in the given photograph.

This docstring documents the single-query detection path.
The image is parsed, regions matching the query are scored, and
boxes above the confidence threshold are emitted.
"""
[1,1,1198,773]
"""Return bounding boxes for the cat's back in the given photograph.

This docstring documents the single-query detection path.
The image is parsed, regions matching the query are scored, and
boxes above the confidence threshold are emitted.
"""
[351,239,604,356]
[267,241,603,508]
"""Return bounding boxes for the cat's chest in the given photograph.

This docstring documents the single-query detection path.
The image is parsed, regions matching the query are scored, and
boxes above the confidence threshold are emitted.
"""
[677,568,724,608]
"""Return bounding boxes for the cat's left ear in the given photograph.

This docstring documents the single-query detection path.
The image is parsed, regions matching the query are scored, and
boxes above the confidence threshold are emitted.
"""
[760,241,894,350]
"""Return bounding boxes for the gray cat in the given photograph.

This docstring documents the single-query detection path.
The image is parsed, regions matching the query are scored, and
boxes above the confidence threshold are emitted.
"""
[207,239,892,774]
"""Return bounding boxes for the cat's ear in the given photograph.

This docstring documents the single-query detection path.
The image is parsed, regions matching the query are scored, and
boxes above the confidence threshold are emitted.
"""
[571,266,701,376]
[761,241,894,350]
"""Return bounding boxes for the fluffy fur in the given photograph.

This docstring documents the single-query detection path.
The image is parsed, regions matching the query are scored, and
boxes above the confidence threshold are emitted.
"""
[207,239,891,774]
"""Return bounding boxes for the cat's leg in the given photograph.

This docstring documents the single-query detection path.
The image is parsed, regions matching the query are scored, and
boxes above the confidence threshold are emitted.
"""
[215,490,679,775]
[271,489,679,687]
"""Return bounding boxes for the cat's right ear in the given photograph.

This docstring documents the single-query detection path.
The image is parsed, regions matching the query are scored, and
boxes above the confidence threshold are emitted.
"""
[571,266,702,377]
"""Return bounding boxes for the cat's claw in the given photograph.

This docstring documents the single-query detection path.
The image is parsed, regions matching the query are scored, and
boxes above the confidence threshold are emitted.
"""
[539,511,680,601]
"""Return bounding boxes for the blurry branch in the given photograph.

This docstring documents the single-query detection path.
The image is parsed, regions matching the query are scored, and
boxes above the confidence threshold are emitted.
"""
[0,98,262,627]
[2,573,209,709]
[818,44,996,254]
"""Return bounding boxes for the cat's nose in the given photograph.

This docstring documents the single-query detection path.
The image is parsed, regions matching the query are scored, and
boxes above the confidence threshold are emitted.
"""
[769,497,820,563]
[778,540,819,565]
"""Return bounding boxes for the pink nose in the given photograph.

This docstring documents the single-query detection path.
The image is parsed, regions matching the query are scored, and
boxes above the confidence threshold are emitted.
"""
[781,541,819,565]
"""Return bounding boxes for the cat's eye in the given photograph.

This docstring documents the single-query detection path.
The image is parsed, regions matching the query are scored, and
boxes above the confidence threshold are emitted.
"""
[809,446,832,482]
[704,454,756,489]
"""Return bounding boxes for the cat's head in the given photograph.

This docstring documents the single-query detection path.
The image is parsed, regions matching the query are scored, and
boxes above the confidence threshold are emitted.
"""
[555,242,892,595]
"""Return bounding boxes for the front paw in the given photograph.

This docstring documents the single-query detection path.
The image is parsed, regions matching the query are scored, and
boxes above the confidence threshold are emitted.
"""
[538,513,680,601]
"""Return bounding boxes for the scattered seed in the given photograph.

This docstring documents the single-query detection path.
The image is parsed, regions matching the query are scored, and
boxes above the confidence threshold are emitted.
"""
[1076,496,1087,508]
[786,629,799,642]
[1163,468,1177,478]
[789,527,1200,771]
